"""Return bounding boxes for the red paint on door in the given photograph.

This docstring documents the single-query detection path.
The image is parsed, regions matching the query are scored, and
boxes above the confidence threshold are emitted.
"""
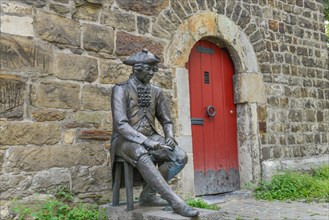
[187,40,239,195]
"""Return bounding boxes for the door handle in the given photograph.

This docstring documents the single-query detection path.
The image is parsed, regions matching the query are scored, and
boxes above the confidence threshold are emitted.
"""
[206,105,216,117]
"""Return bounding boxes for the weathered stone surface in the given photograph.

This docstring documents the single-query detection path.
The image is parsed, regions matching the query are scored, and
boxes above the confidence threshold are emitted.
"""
[71,165,111,193]
[35,10,80,47]
[30,168,71,192]
[233,73,266,104]
[262,155,329,180]
[0,174,33,200]
[31,81,80,109]
[116,0,169,16]
[81,85,112,111]
[73,111,106,127]
[12,0,46,8]
[0,121,61,145]
[151,24,172,39]
[171,0,187,20]
[3,143,107,172]
[137,16,150,34]
[32,108,66,122]
[63,129,76,144]
[196,0,207,11]
[0,2,33,15]
[101,10,135,32]
[156,14,176,34]
[0,15,33,37]
[100,61,131,84]
[0,35,53,74]
[73,3,101,21]
[82,23,114,54]
[78,129,111,141]
[0,75,25,120]
[151,69,173,89]
[50,3,70,14]
[54,53,98,82]
[116,32,165,58]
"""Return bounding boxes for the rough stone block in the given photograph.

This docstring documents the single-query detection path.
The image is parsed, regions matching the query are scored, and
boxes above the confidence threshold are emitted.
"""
[0,75,25,120]
[63,129,76,144]
[0,121,61,145]
[73,3,101,21]
[54,53,98,82]
[115,0,169,16]
[0,15,33,36]
[32,108,66,122]
[100,61,131,84]
[78,129,111,141]
[151,69,173,89]
[50,3,70,14]
[82,23,114,54]
[137,16,151,34]
[262,155,329,181]
[31,81,80,109]
[3,143,107,172]
[116,32,165,58]
[35,10,80,47]
[30,168,71,192]
[0,2,33,15]
[0,35,53,74]
[81,85,112,111]
[101,10,135,32]
[74,111,105,126]
[71,165,111,193]
[0,173,33,200]
[11,0,46,8]
[171,0,187,20]
[233,73,266,104]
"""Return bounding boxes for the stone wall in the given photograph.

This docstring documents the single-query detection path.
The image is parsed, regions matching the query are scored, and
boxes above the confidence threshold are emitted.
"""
[0,0,328,208]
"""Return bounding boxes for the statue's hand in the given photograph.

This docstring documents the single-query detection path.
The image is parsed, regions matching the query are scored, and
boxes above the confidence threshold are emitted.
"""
[143,139,162,150]
[165,137,176,150]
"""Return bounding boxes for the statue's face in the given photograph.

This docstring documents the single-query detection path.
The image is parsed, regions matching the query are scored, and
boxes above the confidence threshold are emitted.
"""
[134,63,158,83]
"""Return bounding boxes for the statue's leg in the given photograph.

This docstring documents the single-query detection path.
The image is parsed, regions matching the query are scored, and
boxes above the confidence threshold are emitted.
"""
[158,146,187,182]
[136,154,199,217]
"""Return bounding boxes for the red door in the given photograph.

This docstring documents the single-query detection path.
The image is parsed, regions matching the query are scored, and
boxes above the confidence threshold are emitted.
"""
[187,40,239,195]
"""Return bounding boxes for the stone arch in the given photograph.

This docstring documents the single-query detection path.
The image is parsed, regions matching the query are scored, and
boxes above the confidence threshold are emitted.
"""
[164,12,266,197]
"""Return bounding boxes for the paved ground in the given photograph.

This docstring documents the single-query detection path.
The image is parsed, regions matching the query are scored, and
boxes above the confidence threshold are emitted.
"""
[202,190,329,220]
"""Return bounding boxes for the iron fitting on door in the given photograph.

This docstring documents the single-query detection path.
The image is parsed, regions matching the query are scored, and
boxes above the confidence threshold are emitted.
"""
[206,105,216,117]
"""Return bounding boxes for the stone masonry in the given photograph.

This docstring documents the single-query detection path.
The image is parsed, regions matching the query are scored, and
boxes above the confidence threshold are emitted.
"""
[0,0,328,212]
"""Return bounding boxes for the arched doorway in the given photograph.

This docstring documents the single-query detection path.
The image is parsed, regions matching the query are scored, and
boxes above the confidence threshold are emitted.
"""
[186,40,239,195]
[165,12,266,198]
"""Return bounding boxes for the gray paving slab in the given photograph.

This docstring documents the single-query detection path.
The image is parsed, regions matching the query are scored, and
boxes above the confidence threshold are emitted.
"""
[103,190,329,220]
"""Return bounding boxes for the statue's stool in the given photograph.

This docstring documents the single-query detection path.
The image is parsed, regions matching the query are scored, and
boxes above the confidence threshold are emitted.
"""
[112,157,134,211]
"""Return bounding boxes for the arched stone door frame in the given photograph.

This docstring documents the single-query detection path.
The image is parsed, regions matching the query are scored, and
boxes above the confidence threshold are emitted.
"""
[164,12,266,197]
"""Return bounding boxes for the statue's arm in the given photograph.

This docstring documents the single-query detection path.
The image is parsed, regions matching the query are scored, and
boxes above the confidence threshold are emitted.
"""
[111,85,148,144]
[155,89,175,140]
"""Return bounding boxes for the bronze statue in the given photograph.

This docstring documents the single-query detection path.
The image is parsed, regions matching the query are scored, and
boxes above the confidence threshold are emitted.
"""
[110,49,199,217]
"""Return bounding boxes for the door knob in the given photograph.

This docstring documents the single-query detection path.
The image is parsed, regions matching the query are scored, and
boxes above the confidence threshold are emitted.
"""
[206,105,216,117]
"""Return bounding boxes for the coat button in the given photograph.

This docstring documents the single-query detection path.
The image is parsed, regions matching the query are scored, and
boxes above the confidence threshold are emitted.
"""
[137,134,140,137]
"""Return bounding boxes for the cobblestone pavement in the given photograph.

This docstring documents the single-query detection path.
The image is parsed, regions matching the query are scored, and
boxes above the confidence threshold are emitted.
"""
[202,191,329,220]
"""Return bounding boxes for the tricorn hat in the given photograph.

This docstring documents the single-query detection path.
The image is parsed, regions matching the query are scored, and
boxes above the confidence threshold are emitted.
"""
[123,49,161,66]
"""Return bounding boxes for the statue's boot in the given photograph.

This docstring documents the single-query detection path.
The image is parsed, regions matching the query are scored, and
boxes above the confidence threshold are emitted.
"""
[139,185,169,206]
[136,155,199,217]
[139,159,186,206]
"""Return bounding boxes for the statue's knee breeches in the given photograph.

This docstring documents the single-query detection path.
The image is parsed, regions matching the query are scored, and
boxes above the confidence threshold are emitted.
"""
[115,140,148,166]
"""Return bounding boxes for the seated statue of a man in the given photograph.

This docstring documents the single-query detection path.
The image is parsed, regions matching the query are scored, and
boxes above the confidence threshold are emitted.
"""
[110,49,199,217]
